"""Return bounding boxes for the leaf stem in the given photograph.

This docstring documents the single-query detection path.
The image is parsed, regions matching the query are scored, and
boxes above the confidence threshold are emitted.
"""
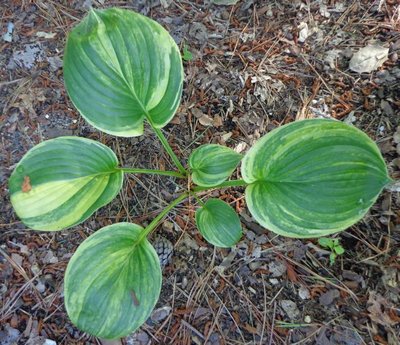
[152,127,187,176]
[139,192,189,241]
[117,167,185,178]
[189,191,205,206]
[192,179,248,192]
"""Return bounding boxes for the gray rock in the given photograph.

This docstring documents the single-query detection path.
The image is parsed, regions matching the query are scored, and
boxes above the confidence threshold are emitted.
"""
[280,300,300,320]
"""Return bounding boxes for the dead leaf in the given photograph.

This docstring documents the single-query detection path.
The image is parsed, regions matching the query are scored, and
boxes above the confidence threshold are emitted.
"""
[367,291,397,327]
[213,115,223,127]
[286,262,298,283]
[243,323,258,335]
[22,176,32,193]
[349,44,389,73]
[198,114,214,126]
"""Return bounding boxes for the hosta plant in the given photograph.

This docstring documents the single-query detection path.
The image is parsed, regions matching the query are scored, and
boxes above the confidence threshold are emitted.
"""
[9,7,392,340]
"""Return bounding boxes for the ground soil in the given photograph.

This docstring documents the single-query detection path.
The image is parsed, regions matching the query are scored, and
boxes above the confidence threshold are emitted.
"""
[1,1,400,344]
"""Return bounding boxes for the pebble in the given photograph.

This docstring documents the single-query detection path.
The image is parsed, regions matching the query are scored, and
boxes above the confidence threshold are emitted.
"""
[280,300,300,320]
[298,286,310,300]
[268,260,287,277]
[151,306,172,323]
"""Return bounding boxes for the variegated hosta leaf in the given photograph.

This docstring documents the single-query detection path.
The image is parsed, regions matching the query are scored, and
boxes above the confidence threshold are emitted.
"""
[242,119,391,238]
[189,144,242,187]
[64,8,183,137]
[64,223,162,339]
[9,137,123,231]
[196,198,242,247]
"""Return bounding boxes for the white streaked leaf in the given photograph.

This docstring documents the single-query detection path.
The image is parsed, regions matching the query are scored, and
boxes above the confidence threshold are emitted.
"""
[189,144,242,187]
[196,198,242,247]
[64,223,162,339]
[64,8,183,137]
[9,137,123,231]
[242,119,391,238]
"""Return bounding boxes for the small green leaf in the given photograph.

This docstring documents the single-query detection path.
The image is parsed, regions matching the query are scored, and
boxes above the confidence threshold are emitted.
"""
[64,223,162,339]
[195,198,242,247]
[329,252,337,265]
[318,238,332,248]
[189,144,242,187]
[182,44,193,61]
[242,119,391,238]
[334,245,345,255]
[64,8,183,137]
[9,137,123,231]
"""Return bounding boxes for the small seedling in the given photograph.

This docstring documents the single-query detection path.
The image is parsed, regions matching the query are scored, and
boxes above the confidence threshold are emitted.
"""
[8,7,392,340]
[318,237,345,265]
[182,43,193,61]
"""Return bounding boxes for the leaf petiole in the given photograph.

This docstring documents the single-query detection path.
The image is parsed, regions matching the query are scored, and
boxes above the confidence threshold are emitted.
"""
[192,179,248,192]
[152,127,187,176]
[189,191,205,206]
[138,192,189,242]
[116,167,185,178]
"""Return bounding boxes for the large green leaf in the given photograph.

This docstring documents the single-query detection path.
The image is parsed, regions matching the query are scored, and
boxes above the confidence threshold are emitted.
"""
[64,223,162,339]
[189,144,242,187]
[9,137,123,231]
[64,8,183,137]
[196,198,242,247]
[242,119,391,238]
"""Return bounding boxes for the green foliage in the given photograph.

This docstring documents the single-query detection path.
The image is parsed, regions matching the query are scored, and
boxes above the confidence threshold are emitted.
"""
[242,119,390,238]
[182,44,193,61]
[9,137,123,231]
[189,144,242,187]
[65,223,161,339]
[318,237,345,265]
[8,6,393,340]
[195,198,242,247]
[64,8,183,137]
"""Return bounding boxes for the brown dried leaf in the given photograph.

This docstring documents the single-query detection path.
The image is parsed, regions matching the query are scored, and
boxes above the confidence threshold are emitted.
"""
[213,115,223,127]
[286,262,298,283]
[367,291,397,327]
[198,114,214,126]
[21,176,32,193]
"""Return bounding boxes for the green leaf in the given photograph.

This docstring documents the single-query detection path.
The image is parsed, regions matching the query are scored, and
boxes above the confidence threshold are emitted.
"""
[9,137,123,231]
[195,198,242,247]
[329,253,337,265]
[64,8,183,137]
[318,238,332,248]
[64,223,161,339]
[182,44,193,61]
[334,245,345,255]
[242,119,391,238]
[189,144,242,187]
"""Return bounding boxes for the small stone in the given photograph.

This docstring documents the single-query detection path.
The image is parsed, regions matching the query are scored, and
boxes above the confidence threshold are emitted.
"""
[298,286,310,300]
[280,300,300,320]
[151,306,172,323]
[304,315,312,323]
[31,263,40,275]
[126,331,150,345]
[268,260,286,277]
[43,250,58,264]
[269,278,279,285]
[11,253,23,266]
[35,279,46,293]
[43,340,57,345]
